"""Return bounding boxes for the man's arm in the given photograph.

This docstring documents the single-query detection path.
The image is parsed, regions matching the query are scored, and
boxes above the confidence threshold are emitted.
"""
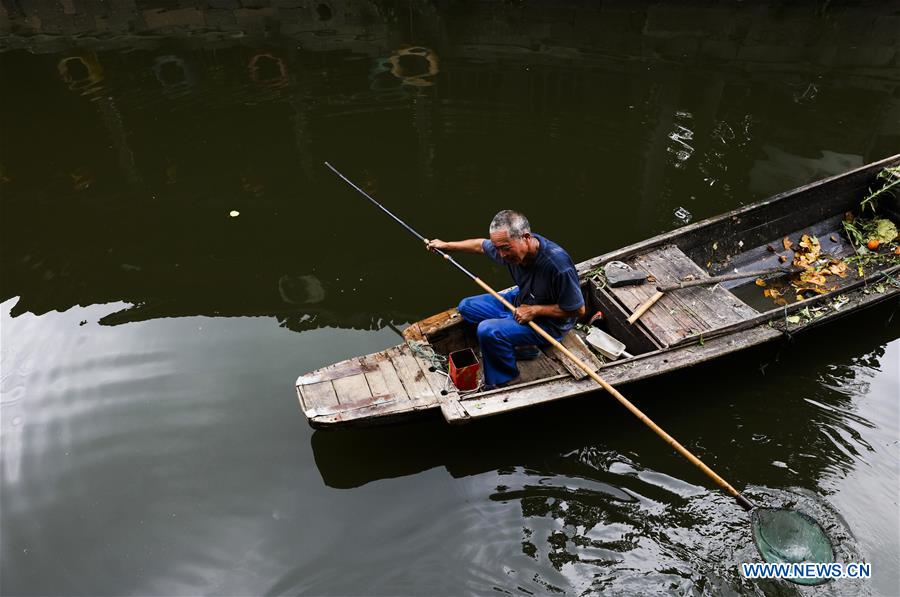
[514,303,585,324]
[514,264,585,324]
[426,238,486,254]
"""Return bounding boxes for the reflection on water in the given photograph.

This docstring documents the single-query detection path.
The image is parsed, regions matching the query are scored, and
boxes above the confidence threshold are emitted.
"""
[310,306,899,595]
[3,1,899,331]
[2,1,899,595]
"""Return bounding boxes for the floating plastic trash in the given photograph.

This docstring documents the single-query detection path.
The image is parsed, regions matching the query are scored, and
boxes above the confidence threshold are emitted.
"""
[674,206,692,223]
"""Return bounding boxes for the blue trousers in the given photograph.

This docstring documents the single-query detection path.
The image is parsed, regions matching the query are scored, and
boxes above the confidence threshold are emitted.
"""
[457,288,564,386]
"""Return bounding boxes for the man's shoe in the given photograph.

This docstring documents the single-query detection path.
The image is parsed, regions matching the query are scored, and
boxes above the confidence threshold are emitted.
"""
[482,376,521,391]
[515,345,541,361]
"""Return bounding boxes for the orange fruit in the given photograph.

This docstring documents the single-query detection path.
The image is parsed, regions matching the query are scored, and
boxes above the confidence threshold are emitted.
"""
[867,239,880,250]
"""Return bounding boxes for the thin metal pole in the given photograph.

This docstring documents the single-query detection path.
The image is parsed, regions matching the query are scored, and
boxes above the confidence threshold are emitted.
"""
[324,161,480,281]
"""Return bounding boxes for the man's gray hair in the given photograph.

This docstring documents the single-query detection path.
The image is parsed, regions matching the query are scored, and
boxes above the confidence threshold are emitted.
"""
[489,210,531,239]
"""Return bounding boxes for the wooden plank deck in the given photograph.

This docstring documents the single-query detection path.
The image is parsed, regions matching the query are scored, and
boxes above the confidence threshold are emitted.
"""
[516,351,566,381]
[297,342,462,424]
[545,330,604,380]
[299,380,339,413]
[608,245,757,346]
[298,324,606,424]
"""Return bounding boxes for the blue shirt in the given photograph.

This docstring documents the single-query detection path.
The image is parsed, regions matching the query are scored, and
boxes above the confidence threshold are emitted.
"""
[482,234,584,335]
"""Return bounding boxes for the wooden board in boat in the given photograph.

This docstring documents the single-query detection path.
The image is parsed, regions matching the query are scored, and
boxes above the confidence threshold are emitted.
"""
[607,245,758,347]
[296,343,466,426]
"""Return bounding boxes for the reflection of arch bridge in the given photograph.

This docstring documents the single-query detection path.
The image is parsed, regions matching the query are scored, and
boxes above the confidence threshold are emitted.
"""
[3,0,898,90]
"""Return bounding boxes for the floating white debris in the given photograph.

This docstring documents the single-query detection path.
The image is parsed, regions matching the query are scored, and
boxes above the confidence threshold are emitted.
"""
[229,210,240,217]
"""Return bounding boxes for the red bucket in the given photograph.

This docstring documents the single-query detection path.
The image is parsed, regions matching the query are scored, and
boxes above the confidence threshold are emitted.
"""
[449,348,480,391]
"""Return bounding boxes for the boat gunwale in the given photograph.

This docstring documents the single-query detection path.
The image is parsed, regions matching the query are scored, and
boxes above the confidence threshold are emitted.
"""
[409,153,900,351]
[456,261,900,402]
[575,153,900,276]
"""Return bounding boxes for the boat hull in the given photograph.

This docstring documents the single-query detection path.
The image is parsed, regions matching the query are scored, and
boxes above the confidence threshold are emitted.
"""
[297,154,900,428]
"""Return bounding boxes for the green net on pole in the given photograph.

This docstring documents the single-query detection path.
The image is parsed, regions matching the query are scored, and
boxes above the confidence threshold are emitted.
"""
[751,508,835,586]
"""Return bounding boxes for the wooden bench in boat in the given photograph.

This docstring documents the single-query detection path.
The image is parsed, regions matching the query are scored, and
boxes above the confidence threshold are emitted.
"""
[606,245,757,347]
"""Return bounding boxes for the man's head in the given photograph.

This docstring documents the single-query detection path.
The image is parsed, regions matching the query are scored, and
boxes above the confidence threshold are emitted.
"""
[489,210,533,264]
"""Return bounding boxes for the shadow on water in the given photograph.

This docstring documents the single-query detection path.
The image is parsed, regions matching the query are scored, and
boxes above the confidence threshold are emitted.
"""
[312,302,900,488]
[2,0,899,337]
[312,298,898,490]
[310,300,896,595]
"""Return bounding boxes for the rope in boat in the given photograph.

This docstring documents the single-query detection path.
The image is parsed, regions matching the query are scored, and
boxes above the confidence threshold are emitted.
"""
[406,340,484,395]
[406,340,452,394]
[406,340,447,371]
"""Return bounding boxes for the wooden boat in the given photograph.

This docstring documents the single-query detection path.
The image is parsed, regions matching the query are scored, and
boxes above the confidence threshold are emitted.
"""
[296,155,900,429]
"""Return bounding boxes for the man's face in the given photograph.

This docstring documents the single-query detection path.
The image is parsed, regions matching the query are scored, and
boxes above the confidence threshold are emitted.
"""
[489,228,531,264]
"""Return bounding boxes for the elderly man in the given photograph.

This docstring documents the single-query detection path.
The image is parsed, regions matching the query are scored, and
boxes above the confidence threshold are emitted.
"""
[427,210,585,389]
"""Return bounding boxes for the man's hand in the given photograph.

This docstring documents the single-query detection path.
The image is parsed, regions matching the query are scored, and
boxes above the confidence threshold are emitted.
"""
[424,238,486,254]
[515,303,585,324]
[514,304,542,324]
[426,239,449,252]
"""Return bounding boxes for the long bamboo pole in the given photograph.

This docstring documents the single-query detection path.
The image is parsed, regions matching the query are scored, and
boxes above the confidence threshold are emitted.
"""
[468,276,755,511]
[325,161,756,512]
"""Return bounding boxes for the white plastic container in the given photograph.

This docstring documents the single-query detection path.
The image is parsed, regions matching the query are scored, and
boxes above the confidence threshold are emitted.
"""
[585,328,632,360]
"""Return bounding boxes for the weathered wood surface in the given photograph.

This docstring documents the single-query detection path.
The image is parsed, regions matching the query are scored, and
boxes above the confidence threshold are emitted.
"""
[299,380,339,413]
[450,325,784,421]
[403,308,462,342]
[303,394,433,426]
[547,330,604,380]
[440,393,468,423]
[609,245,755,346]
[387,346,433,399]
[298,342,463,426]
[516,351,567,381]
[658,266,798,291]
[588,282,662,354]
[433,324,478,357]
[364,358,405,398]
[331,374,372,404]
[296,355,378,385]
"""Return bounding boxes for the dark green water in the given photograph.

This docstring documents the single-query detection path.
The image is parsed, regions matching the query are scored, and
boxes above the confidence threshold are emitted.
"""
[2,2,898,595]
